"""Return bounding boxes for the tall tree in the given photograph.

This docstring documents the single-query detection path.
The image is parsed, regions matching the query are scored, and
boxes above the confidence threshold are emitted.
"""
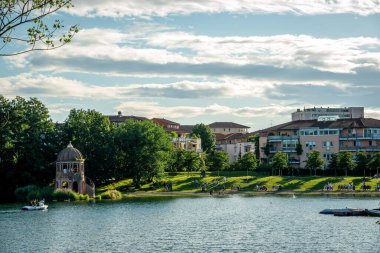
[236,152,258,178]
[328,153,339,176]
[192,124,215,153]
[305,151,324,176]
[114,120,173,188]
[337,151,356,176]
[62,109,113,183]
[0,0,78,56]
[271,152,288,176]
[0,96,57,202]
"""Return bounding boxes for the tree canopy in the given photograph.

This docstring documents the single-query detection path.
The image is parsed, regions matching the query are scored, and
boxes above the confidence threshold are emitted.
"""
[205,150,229,172]
[271,152,288,176]
[113,120,173,188]
[305,150,324,176]
[337,151,356,176]
[236,152,258,171]
[192,123,215,153]
[0,0,78,56]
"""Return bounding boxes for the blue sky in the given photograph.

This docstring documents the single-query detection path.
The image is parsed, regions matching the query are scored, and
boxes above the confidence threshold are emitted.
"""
[1,0,380,130]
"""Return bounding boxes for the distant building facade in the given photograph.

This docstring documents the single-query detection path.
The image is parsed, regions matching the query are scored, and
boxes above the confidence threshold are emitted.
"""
[291,107,364,121]
[107,111,148,126]
[215,133,255,163]
[209,122,250,134]
[258,117,380,168]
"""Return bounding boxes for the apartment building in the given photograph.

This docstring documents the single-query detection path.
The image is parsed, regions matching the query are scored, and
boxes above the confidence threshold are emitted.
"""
[107,111,147,126]
[209,122,250,134]
[291,107,364,121]
[258,117,380,168]
[215,133,255,163]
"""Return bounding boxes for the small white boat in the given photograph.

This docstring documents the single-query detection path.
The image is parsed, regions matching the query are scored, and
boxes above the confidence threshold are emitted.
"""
[21,200,48,211]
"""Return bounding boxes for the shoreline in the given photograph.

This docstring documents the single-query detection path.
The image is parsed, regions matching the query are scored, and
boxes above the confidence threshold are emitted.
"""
[124,190,380,198]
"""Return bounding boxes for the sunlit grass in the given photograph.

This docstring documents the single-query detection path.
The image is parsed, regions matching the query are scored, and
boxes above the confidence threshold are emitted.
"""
[97,172,380,195]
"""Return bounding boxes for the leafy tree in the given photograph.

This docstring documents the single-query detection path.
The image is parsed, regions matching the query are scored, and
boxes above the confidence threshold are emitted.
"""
[328,153,339,176]
[236,152,257,171]
[0,0,78,56]
[271,152,288,176]
[183,150,203,172]
[355,152,369,177]
[248,135,260,160]
[305,151,324,176]
[205,150,229,175]
[192,123,215,153]
[114,120,173,188]
[337,151,356,176]
[368,152,380,177]
[0,96,57,202]
[62,109,114,183]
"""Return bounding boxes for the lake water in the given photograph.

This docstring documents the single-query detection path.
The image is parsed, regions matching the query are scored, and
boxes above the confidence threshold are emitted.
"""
[0,196,379,252]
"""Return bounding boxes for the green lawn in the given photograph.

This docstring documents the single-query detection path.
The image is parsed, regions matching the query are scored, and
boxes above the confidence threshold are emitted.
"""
[97,172,380,194]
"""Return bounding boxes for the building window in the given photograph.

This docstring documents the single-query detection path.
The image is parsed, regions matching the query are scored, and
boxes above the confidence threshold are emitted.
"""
[354,141,361,147]
[305,141,316,150]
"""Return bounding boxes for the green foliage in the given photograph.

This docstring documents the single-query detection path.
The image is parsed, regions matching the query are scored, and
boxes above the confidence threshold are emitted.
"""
[355,152,369,175]
[271,152,288,176]
[0,96,58,202]
[78,194,90,201]
[206,150,230,171]
[62,109,114,183]
[94,195,102,200]
[0,0,78,56]
[14,185,38,202]
[368,152,380,176]
[337,151,356,176]
[26,190,41,201]
[100,190,122,200]
[296,141,303,156]
[114,120,173,188]
[305,151,324,176]
[236,152,258,171]
[192,124,215,153]
[52,189,79,201]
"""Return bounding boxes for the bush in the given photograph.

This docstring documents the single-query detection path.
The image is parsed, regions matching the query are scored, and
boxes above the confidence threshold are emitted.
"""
[26,190,42,201]
[94,195,102,200]
[39,187,54,201]
[15,185,38,202]
[100,190,122,200]
[52,189,79,201]
[78,194,90,201]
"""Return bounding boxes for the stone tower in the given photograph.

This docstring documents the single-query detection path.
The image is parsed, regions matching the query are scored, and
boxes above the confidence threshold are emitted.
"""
[55,142,95,197]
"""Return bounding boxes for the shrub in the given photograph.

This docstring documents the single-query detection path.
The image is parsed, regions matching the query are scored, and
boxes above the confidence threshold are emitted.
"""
[94,195,102,200]
[15,185,38,202]
[26,190,42,201]
[100,190,122,200]
[39,187,54,201]
[52,189,79,201]
[78,194,90,201]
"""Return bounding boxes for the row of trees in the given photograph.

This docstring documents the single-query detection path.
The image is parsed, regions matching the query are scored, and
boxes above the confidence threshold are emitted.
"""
[0,96,257,202]
[269,150,380,177]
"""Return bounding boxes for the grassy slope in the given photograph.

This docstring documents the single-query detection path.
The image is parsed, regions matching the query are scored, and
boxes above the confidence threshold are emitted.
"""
[98,172,380,195]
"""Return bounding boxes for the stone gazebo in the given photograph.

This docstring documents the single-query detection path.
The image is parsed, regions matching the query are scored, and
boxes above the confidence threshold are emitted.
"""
[55,142,95,197]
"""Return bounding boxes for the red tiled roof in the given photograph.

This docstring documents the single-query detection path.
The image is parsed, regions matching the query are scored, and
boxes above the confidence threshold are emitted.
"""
[209,122,250,129]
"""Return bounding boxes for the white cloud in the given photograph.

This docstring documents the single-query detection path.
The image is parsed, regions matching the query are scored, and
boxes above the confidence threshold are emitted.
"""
[10,28,380,76]
[116,101,297,119]
[69,0,380,17]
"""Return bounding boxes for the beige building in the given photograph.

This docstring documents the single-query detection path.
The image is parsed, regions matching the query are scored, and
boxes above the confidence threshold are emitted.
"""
[209,122,250,134]
[258,118,380,168]
[291,107,364,121]
[215,133,255,163]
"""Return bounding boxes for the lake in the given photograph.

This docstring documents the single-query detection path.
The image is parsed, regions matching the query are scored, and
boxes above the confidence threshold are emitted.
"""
[0,196,379,252]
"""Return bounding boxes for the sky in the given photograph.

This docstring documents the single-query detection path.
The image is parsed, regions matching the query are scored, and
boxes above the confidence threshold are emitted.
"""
[1,0,380,130]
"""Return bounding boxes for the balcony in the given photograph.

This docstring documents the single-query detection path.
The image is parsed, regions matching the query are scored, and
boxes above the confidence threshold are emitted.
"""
[288,158,300,164]
[267,135,298,142]
[269,147,297,153]
[340,146,380,152]
[340,134,380,140]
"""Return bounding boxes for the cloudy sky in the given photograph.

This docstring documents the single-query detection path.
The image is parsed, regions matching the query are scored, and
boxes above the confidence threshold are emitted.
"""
[1,0,380,130]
